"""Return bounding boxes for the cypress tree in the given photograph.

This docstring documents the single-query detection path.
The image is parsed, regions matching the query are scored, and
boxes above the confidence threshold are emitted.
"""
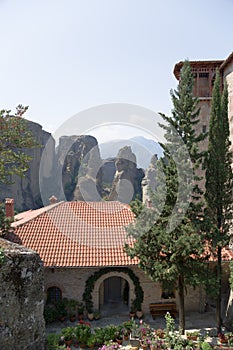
[126,61,207,333]
[205,70,233,333]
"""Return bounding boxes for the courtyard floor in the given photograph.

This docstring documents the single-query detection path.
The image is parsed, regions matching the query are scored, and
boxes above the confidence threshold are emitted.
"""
[46,306,229,348]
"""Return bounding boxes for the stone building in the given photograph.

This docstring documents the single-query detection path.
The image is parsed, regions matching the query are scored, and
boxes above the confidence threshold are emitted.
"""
[5,199,233,318]
[174,52,233,151]
[143,52,233,203]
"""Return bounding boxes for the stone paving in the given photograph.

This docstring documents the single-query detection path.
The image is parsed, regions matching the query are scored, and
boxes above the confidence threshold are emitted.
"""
[46,308,225,348]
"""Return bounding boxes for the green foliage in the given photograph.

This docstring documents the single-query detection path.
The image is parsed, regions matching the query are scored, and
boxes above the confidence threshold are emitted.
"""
[73,323,91,343]
[205,71,233,332]
[205,71,233,243]
[61,326,74,341]
[201,342,212,350]
[0,246,5,265]
[129,197,144,217]
[0,203,13,238]
[229,261,233,291]
[125,61,207,333]
[82,267,143,312]
[44,304,59,324]
[0,105,38,184]
[46,333,65,350]
[165,312,175,334]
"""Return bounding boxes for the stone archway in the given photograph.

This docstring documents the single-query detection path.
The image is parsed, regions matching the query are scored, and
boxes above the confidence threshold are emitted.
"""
[92,271,136,311]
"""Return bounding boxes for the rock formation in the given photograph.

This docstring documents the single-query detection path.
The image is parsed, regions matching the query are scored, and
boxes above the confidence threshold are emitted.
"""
[0,120,54,212]
[73,145,103,201]
[0,238,45,349]
[142,154,159,204]
[108,146,144,203]
[0,119,150,209]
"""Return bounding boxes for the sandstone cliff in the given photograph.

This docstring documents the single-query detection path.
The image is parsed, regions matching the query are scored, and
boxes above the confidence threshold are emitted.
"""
[108,146,144,203]
[142,154,159,204]
[0,120,54,211]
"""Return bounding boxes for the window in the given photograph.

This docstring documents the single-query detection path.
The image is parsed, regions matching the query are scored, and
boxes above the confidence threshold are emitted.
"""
[199,72,209,78]
[202,125,207,133]
[161,288,175,299]
[47,286,62,303]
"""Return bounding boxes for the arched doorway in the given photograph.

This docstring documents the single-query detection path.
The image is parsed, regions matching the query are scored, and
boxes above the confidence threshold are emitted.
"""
[92,271,135,316]
[100,276,129,315]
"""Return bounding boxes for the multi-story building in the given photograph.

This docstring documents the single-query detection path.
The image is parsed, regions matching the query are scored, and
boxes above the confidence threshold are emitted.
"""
[174,52,233,151]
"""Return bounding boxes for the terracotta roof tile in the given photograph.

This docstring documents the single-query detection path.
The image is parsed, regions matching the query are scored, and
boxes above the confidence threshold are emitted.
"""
[9,201,138,268]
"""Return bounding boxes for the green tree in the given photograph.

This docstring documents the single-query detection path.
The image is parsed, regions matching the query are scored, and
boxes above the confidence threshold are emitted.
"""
[0,105,37,236]
[125,61,207,333]
[204,70,233,333]
[0,105,37,184]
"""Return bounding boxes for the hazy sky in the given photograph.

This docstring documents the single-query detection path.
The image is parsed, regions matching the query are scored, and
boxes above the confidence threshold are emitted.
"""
[1,0,233,143]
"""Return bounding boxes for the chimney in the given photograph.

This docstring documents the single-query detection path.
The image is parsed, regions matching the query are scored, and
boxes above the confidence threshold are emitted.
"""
[49,195,57,204]
[5,198,14,218]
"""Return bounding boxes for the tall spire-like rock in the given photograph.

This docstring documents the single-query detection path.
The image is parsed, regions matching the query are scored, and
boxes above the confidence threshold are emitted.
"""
[108,146,144,203]
[142,154,158,205]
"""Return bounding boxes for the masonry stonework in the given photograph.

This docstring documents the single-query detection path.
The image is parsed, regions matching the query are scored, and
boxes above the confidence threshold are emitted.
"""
[44,265,204,315]
[0,238,45,350]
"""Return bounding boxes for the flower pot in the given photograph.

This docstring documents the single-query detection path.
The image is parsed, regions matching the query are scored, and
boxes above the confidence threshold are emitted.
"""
[136,310,143,319]
[87,312,94,321]
[130,312,135,319]
[69,315,76,322]
[130,336,140,348]
[65,339,73,346]
[116,339,123,345]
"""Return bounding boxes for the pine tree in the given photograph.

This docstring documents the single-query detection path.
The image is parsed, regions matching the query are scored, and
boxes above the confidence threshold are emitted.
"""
[0,105,38,236]
[205,70,233,333]
[126,61,207,333]
[0,105,37,184]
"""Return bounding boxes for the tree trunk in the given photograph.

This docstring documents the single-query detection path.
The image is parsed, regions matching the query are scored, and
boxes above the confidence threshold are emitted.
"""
[216,245,222,334]
[178,274,185,334]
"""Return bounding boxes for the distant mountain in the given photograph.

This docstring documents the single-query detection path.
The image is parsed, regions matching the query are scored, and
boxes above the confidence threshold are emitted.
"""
[99,136,163,169]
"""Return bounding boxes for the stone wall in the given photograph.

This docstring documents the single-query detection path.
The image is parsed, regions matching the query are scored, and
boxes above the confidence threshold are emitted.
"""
[0,238,45,350]
[44,265,203,315]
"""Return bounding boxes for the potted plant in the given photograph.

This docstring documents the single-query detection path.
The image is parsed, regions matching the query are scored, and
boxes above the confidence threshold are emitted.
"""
[78,302,85,320]
[74,323,91,347]
[218,332,228,344]
[55,299,68,322]
[67,299,78,321]
[47,333,65,350]
[123,320,134,335]
[87,334,96,348]
[130,300,136,318]
[186,331,199,341]
[94,310,101,320]
[134,298,143,319]
[61,326,74,346]
[86,301,94,321]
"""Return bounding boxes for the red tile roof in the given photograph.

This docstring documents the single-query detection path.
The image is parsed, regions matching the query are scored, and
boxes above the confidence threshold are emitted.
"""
[8,201,138,268]
[6,200,233,267]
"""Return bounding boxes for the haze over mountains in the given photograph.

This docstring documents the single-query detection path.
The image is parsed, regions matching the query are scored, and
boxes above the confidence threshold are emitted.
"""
[99,136,163,169]
[0,119,161,211]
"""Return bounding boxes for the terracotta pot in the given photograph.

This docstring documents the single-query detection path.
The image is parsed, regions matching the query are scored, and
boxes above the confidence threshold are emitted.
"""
[65,339,73,346]
[87,312,94,321]
[79,343,86,348]
[136,310,143,319]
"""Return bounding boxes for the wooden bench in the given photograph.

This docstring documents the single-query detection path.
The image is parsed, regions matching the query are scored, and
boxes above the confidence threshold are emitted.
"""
[149,302,177,319]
